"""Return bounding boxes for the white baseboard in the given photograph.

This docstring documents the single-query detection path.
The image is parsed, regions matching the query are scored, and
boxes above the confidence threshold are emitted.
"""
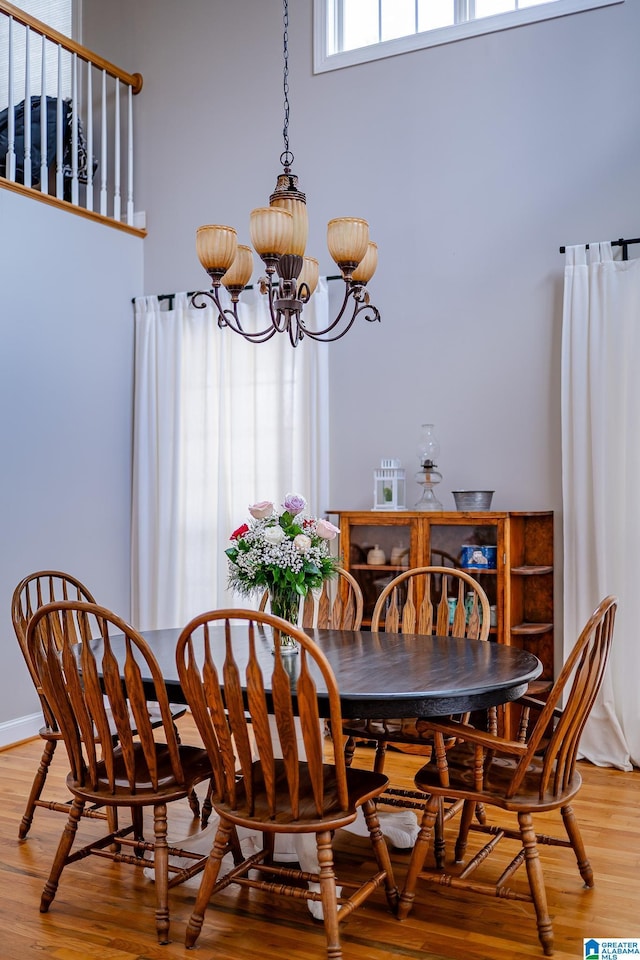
[0,712,41,748]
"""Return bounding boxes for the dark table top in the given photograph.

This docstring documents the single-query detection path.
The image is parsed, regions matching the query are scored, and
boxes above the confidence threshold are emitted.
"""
[134,625,542,720]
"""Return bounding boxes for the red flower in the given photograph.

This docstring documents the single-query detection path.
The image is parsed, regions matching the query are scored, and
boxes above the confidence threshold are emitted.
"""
[230,523,249,541]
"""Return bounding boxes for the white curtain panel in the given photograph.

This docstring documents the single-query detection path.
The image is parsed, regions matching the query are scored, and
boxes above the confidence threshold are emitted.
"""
[561,242,639,769]
[131,282,330,631]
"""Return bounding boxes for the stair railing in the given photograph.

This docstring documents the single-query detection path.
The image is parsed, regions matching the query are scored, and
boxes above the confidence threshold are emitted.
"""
[0,0,143,230]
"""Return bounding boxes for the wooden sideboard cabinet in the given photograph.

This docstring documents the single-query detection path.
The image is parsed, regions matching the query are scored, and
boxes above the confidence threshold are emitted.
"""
[327,510,554,683]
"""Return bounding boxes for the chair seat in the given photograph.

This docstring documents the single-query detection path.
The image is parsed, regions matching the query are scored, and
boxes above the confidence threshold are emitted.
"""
[216,760,390,833]
[414,741,583,813]
[67,743,212,806]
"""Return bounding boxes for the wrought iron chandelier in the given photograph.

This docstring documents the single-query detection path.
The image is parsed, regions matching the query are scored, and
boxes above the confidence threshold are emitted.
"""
[192,0,381,346]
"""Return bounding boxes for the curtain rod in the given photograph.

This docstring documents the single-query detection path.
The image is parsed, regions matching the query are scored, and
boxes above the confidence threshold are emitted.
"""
[559,236,640,259]
[132,275,344,306]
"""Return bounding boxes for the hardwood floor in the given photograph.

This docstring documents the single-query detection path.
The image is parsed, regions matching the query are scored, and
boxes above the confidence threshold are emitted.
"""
[0,716,637,960]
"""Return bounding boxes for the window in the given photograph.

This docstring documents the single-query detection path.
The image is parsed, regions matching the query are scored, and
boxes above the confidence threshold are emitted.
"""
[314,0,623,72]
[0,0,77,105]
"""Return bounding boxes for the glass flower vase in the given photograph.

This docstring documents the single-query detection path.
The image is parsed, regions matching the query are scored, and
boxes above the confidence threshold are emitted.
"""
[268,583,301,654]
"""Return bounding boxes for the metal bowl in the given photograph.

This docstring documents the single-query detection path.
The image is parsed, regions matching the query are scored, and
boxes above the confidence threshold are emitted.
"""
[452,490,494,511]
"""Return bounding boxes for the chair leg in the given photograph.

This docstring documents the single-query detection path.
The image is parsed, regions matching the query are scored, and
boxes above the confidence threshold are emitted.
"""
[518,811,554,957]
[187,787,201,819]
[185,819,233,949]
[433,797,446,869]
[561,803,594,887]
[373,741,388,775]
[200,780,214,828]
[19,738,57,839]
[397,794,439,920]
[316,829,342,960]
[454,798,477,863]
[40,797,84,912]
[343,736,356,767]
[153,803,171,945]
[361,798,399,909]
[107,804,121,853]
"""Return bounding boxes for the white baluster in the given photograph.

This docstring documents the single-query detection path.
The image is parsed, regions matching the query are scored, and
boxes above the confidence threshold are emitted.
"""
[70,52,78,205]
[56,45,63,198]
[113,77,121,222]
[100,69,107,216]
[23,26,31,188]
[6,16,16,181]
[126,83,134,225]
[39,35,47,193]
[85,65,93,211]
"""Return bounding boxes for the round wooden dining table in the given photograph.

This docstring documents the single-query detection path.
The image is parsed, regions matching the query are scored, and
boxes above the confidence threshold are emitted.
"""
[136,624,543,720]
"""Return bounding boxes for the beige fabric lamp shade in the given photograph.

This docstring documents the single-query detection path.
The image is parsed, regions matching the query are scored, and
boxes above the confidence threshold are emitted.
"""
[221,244,254,290]
[352,241,378,283]
[327,217,370,268]
[270,194,308,256]
[249,207,294,258]
[196,225,238,273]
[298,256,319,295]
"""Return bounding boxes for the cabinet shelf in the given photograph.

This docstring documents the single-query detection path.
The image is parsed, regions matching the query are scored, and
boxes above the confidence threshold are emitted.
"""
[511,565,553,576]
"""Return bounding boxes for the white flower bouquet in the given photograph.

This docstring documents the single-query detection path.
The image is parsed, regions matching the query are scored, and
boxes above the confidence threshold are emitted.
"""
[226,494,341,633]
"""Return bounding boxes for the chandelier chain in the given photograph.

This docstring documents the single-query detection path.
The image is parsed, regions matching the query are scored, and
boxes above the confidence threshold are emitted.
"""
[281,0,294,170]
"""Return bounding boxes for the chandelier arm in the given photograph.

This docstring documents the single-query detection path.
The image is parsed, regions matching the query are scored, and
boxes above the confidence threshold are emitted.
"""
[299,285,381,343]
[262,277,293,334]
[190,290,279,343]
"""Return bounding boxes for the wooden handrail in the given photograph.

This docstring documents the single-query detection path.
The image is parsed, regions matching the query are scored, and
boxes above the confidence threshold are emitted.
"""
[0,0,143,93]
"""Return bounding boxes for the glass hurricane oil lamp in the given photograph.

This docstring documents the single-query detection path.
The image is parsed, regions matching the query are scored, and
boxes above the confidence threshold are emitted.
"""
[415,423,443,511]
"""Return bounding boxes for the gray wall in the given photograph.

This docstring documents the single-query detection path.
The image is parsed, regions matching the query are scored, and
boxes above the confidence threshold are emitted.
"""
[0,189,143,737]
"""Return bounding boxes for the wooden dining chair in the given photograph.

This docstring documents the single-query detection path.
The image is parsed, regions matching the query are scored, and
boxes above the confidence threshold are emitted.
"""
[196,570,363,829]
[11,570,197,839]
[340,567,490,770]
[340,566,491,865]
[259,566,364,630]
[396,595,618,957]
[26,600,214,944]
[175,608,398,960]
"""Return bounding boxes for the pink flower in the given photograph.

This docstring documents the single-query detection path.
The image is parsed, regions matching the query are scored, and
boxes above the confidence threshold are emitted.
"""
[230,523,249,541]
[316,519,340,541]
[248,500,274,520]
[283,493,306,516]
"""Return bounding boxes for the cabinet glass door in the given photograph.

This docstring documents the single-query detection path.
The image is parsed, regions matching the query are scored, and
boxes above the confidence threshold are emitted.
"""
[429,522,499,636]
[346,522,412,626]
